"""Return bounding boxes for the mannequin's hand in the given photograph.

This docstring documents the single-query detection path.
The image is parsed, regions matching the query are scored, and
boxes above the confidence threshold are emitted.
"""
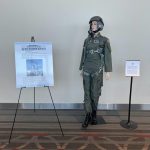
[105,72,111,80]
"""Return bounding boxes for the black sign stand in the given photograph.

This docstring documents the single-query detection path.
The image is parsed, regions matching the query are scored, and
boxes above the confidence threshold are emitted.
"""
[9,37,64,143]
[120,76,138,129]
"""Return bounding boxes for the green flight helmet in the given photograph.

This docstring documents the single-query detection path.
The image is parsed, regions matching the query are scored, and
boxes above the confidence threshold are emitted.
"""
[89,16,104,31]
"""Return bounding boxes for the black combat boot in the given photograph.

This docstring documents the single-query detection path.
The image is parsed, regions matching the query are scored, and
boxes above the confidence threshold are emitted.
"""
[82,113,91,128]
[91,110,97,125]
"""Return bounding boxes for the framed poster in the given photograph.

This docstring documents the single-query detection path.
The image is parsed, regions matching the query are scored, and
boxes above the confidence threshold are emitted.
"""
[125,60,140,77]
[15,42,54,88]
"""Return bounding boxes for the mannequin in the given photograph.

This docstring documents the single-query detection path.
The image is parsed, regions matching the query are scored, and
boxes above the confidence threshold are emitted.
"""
[79,16,112,128]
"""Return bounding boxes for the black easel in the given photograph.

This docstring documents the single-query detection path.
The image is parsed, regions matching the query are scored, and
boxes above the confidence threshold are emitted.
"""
[120,76,138,129]
[9,37,64,143]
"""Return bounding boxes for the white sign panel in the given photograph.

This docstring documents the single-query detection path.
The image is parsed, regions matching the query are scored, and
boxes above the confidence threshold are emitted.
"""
[125,60,140,76]
[15,42,54,88]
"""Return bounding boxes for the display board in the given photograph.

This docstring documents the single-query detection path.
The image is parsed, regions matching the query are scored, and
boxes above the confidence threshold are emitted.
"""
[15,42,54,88]
[125,60,140,77]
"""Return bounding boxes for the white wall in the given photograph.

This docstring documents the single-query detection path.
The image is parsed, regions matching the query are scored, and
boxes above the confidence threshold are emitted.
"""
[0,0,150,104]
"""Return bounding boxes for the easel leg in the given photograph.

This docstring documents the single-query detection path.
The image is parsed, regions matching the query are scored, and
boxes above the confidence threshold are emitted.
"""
[34,87,35,112]
[9,88,23,143]
[47,86,64,136]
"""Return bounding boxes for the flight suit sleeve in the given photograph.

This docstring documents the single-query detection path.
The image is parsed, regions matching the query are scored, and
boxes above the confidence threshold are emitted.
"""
[104,39,112,72]
[79,40,86,70]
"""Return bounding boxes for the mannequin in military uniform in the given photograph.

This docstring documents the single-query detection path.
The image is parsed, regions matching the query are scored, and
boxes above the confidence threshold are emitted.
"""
[79,16,112,128]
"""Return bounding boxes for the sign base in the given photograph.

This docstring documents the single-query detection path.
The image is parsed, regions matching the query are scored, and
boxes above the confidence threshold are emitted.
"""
[120,120,137,130]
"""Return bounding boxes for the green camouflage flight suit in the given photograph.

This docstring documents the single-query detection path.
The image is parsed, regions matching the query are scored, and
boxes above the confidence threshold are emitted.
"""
[79,32,112,113]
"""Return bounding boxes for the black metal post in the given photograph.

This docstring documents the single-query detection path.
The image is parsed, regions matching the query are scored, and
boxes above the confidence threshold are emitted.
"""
[120,77,137,129]
[127,76,133,123]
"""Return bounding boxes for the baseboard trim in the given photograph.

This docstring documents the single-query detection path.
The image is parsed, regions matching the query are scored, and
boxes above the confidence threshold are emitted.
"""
[0,103,150,110]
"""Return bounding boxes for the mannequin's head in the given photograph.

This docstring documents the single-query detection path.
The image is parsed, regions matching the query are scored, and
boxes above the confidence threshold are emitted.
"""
[89,16,104,31]
[88,16,104,37]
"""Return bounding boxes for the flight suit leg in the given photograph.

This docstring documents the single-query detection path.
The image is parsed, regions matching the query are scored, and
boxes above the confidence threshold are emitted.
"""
[83,74,92,113]
[91,73,102,111]
[90,73,102,125]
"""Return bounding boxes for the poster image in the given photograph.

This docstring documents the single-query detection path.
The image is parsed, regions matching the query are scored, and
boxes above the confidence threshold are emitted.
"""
[26,59,43,76]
